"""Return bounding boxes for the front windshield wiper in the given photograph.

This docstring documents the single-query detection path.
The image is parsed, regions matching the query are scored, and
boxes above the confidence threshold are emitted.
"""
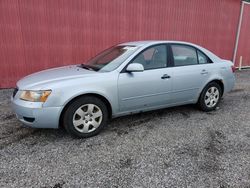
[78,64,98,71]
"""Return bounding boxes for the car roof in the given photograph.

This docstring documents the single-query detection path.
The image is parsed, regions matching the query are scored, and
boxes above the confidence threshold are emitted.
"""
[120,40,198,47]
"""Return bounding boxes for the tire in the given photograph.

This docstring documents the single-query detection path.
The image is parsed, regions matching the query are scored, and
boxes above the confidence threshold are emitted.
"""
[63,96,108,138]
[198,82,222,112]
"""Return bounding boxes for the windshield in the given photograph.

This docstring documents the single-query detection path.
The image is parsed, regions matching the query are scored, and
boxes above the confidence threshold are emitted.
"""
[83,45,138,72]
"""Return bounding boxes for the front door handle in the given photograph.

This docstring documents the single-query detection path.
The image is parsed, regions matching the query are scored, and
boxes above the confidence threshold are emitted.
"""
[161,74,171,79]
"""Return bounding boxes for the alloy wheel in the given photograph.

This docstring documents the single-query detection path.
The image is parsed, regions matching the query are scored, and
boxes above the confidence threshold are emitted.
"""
[204,86,220,108]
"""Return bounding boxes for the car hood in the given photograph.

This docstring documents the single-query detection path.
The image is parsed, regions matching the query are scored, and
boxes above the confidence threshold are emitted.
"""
[17,65,97,89]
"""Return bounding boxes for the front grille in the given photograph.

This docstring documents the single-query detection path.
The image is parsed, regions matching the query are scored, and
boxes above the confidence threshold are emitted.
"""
[13,88,18,98]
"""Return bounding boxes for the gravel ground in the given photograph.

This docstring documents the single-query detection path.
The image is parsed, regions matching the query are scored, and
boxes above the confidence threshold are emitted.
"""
[0,70,250,188]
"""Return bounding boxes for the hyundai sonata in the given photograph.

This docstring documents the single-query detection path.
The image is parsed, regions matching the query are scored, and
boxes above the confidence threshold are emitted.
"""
[11,41,235,137]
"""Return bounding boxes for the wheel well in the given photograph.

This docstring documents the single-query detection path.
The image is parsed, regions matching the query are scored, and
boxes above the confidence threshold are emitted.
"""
[210,79,224,95]
[197,79,224,104]
[59,93,112,129]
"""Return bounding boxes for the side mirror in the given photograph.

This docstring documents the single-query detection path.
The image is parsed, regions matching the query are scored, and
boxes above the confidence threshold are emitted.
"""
[126,63,144,72]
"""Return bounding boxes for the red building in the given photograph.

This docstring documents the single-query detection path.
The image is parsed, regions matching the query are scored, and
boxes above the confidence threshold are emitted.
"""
[0,0,249,88]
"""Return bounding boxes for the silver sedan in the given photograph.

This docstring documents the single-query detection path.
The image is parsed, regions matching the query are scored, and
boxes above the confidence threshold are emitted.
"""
[11,41,235,138]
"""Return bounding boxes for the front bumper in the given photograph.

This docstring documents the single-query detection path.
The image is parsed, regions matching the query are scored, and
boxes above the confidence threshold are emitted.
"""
[11,97,62,129]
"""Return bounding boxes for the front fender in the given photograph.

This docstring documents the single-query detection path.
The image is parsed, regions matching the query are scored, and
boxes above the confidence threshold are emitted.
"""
[61,90,116,113]
[42,74,119,115]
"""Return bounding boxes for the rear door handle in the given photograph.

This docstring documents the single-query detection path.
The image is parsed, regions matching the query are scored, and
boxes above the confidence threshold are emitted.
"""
[201,69,208,75]
[161,74,171,79]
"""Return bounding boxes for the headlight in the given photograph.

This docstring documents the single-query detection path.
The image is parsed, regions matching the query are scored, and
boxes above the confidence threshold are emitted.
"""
[20,90,52,102]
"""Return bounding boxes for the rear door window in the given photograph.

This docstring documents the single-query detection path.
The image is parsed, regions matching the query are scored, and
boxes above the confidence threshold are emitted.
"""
[171,45,198,66]
[197,50,211,64]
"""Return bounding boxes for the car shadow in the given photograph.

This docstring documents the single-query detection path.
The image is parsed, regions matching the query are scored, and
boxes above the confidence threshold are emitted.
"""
[107,104,199,133]
[0,104,201,148]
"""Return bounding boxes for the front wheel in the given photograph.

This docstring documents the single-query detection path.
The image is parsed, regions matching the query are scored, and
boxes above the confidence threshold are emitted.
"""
[198,82,222,112]
[63,96,108,138]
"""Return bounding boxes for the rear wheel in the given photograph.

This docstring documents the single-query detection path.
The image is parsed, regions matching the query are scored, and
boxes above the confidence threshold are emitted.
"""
[63,96,108,138]
[198,82,222,112]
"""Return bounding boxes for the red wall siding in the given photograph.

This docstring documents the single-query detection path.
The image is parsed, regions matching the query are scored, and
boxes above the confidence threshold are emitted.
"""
[235,3,250,67]
[0,0,241,88]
